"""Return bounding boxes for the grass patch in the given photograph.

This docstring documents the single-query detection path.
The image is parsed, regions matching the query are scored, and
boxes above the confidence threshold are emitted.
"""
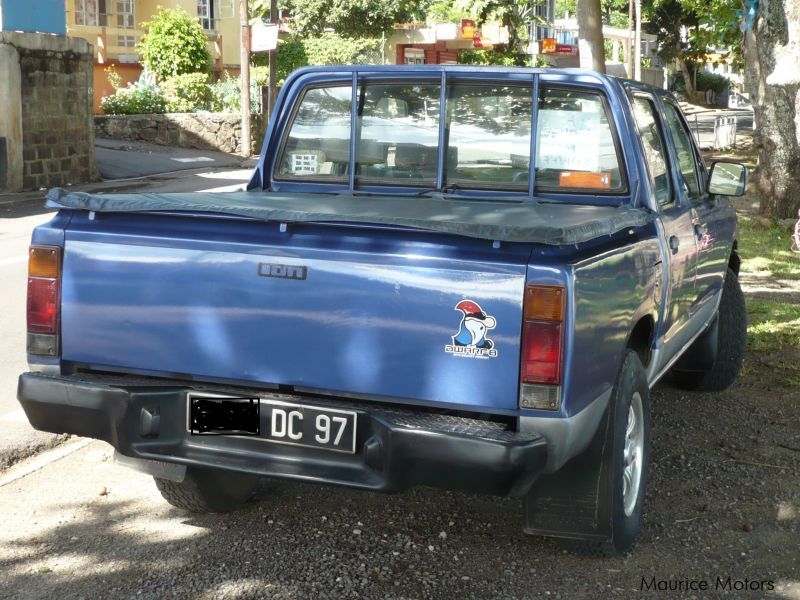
[746,299,800,386]
[739,218,800,281]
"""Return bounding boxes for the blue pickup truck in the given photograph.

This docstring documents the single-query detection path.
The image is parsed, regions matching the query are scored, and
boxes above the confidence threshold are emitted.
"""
[19,67,748,555]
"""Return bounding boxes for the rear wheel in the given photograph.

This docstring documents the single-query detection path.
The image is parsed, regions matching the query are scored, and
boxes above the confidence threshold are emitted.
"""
[526,350,651,556]
[594,350,651,555]
[671,268,746,391]
[154,467,257,513]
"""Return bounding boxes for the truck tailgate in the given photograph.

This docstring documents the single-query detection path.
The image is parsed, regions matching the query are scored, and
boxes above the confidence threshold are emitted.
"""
[60,212,530,412]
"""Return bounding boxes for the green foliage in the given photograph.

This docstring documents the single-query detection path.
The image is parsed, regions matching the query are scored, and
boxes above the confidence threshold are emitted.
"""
[105,65,123,92]
[100,84,168,115]
[643,0,742,67]
[746,300,800,386]
[251,35,310,85]
[276,36,308,84]
[208,72,263,113]
[456,0,536,46]
[284,0,419,37]
[425,0,470,22]
[695,71,729,94]
[137,7,211,81]
[458,47,528,66]
[302,32,383,65]
[161,73,212,112]
[740,219,800,281]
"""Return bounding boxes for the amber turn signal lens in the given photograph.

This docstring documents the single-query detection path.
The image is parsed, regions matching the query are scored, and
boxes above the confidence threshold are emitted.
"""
[28,246,61,278]
[523,285,565,322]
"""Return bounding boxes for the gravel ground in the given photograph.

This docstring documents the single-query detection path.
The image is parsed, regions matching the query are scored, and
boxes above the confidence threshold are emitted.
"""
[0,358,798,600]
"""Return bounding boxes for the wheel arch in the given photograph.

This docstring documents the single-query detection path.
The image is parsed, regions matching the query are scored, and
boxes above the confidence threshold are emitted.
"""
[626,314,655,369]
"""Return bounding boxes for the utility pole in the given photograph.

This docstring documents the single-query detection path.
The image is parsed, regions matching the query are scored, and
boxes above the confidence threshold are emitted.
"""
[268,0,278,116]
[627,0,633,78]
[634,0,642,81]
[239,0,251,157]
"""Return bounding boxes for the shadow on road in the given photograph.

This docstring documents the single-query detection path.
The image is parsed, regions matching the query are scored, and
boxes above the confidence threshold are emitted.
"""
[1,372,798,598]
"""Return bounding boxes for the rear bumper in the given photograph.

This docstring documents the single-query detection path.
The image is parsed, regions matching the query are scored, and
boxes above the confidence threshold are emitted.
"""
[17,372,547,497]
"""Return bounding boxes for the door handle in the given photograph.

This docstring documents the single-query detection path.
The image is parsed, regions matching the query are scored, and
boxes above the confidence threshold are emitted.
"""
[694,224,706,239]
[669,235,680,254]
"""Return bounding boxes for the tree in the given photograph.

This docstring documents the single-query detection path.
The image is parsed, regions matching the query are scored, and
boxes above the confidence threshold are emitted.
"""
[281,0,421,37]
[642,0,740,99]
[578,0,606,72]
[456,0,535,49]
[137,7,210,81]
[744,0,800,218]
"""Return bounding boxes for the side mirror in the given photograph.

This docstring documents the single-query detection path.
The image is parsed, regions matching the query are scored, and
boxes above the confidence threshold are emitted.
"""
[708,161,747,196]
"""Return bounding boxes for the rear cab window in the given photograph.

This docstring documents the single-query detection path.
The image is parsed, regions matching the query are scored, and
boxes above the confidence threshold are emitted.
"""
[535,87,625,193]
[277,85,352,181]
[356,83,441,186]
[273,72,629,199]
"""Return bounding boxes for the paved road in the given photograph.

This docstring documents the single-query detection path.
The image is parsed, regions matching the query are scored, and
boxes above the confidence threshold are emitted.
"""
[687,109,754,149]
[0,211,63,469]
[0,165,253,470]
[95,139,246,180]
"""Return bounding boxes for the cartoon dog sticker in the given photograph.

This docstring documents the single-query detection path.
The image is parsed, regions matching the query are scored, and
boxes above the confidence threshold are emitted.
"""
[452,300,496,350]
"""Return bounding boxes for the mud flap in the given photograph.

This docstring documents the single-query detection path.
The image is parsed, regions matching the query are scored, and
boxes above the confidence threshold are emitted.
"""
[672,313,719,372]
[523,404,614,542]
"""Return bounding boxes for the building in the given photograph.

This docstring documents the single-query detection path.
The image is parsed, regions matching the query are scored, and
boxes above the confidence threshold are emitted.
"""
[388,20,510,65]
[64,0,242,113]
[0,0,66,35]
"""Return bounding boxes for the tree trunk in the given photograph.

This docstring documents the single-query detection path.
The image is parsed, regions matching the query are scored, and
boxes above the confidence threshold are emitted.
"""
[578,0,606,73]
[744,0,800,219]
[677,54,695,100]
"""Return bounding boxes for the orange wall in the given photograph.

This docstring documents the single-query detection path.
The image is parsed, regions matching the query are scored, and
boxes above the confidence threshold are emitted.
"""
[93,63,142,114]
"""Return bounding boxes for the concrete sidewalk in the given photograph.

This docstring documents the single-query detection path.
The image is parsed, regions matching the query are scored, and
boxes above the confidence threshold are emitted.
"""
[0,144,257,472]
[0,139,258,215]
[95,138,248,179]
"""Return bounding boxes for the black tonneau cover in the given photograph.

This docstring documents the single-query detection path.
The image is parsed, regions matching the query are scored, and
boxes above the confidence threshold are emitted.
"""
[47,188,653,246]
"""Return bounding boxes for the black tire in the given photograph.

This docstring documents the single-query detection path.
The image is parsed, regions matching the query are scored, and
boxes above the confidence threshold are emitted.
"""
[595,350,652,555]
[154,467,257,513]
[552,351,651,556]
[671,268,746,392]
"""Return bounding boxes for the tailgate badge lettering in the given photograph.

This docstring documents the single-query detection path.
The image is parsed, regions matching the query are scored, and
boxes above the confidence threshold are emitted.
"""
[258,263,308,280]
[445,300,498,359]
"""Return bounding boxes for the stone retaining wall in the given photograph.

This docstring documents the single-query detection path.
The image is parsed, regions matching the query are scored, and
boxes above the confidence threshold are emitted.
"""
[94,113,266,156]
[0,32,97,192]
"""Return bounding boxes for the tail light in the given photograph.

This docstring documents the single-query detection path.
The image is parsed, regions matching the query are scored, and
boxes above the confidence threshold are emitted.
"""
[520,285,564,410]
[27,245,61,355]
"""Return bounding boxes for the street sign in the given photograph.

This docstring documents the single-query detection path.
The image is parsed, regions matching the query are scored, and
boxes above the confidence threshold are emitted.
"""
[250,22,278,53]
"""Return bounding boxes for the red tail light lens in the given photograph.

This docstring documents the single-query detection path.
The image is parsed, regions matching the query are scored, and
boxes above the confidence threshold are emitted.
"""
[27,278,59,333]
[521,321,562,385]
[27,245,61,335]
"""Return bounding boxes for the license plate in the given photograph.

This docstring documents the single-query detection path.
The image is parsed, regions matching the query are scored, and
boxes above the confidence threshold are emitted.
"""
[189,395,357,454]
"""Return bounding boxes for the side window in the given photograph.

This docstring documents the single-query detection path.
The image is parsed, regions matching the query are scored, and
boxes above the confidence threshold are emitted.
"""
[356,83,441,185]
[535,87,625,193]
[662,101,702,199]
[277,85,352,180]
[446,84,532,188]
[632,96,671,205]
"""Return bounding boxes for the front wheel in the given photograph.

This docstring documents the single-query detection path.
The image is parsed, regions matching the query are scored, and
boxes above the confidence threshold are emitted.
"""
[671,268,747,392]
